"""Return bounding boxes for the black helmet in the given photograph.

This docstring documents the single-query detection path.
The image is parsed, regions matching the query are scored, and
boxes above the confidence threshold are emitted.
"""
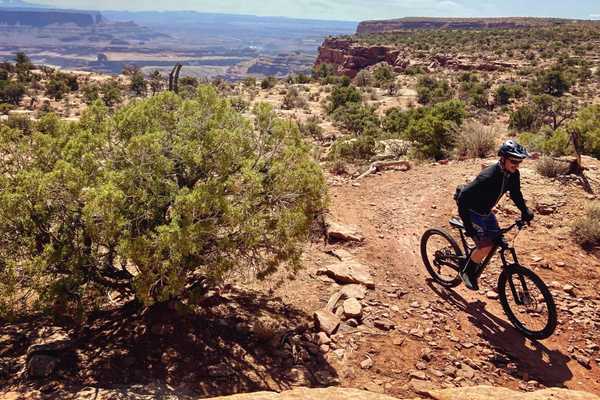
[498,140,528,159]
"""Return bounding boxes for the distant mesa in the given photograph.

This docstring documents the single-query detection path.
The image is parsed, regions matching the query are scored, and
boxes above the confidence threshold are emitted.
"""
[356,17,584,34]
[0,8,103,27]
[0,0,50,8]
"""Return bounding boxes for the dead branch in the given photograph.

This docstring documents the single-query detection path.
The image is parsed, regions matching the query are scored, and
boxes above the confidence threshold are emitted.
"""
[355,160,411,180]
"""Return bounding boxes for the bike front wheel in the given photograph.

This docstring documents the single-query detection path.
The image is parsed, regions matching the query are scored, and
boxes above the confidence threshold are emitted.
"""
[420,228,463,288]
[498,265,557,340]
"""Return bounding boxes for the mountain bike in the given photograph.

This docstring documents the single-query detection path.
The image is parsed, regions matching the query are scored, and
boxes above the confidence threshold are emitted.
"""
[420,217,557,340]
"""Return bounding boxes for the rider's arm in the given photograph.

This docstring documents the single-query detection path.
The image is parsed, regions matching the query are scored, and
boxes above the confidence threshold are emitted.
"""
[508,171,527,213]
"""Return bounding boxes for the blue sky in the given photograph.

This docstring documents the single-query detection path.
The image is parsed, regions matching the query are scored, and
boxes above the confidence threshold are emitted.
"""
[33,0,600,21]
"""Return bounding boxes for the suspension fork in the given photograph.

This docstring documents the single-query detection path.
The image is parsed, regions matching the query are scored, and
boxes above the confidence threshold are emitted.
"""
[500,247,531,305]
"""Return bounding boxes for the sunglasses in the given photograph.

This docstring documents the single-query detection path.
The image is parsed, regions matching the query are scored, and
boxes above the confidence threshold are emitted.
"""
[507,159,523,165]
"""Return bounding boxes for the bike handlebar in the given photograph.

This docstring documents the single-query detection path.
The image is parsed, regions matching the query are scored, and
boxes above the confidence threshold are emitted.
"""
[499,219,529,235]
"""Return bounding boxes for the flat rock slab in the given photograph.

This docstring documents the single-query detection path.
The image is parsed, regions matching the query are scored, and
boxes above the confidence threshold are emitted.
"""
[207,387,404,399]
[325,218,364,243]
[426,386,600,400]
[317,260,374,288]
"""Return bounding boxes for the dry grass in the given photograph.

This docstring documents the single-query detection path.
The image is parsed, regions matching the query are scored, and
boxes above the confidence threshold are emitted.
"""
[535,156,571,178]
[572,202,600,249]
[454,121,497,159]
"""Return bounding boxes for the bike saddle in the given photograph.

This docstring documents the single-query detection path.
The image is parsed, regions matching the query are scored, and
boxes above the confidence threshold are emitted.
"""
[449,217,464,230]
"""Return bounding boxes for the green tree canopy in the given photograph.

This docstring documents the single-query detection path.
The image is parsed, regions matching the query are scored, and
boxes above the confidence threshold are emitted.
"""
[0,87,326,318]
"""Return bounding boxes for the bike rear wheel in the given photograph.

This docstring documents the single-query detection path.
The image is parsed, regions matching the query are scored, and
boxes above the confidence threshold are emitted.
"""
[498,265,557,340]
[420,228,463,288]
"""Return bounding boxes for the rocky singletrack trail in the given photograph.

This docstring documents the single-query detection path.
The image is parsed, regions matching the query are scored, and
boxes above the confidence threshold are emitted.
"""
[263,156,600,398]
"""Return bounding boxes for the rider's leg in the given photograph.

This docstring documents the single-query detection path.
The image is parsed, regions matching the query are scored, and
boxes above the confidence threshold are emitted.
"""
[470,245,494,263]
[460,211,499,290]
[460,244,493,290]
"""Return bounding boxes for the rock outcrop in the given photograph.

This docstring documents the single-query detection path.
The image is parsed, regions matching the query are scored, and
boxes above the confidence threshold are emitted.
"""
[315,38,407,78]
[314,37,515,77]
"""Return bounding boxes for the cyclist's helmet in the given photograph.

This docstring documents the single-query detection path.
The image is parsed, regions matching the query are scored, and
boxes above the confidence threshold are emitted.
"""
[498,140,529,160]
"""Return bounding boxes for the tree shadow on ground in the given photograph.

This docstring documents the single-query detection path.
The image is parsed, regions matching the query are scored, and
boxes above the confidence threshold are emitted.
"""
[0,286,338,398]
[426,280,572,387]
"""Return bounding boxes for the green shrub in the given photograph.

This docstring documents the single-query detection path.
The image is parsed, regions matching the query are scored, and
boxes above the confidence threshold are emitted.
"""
[405,65,425,75]
[288,74,311,84]
[373,63,394,87]
[0,103,15,115]
[5,113,33,135]
[509,105,540,131]
[46,78,69,100]
[572,202,600,249]
[565,104,600,159]
[383,107,412,135]
[518,129,570,156]
[100,79,122,107]
[313,63,337,81]
[431,99,466,125]
[416,75,453,105]
[530,68,571,97]
[298,116,323,141]
[261,76,277,89]
[535,156,570,178]
[243,76,256,88]
[329,135,376,161]
[0,88,327,317]
[327,84,362,113]
[454,121,497,158]
[332,103,380,135]
[405,113,458,160]
[495,85,513,105]
[354,70,373,87]
[129,70,146,96]
[0,81,26,105]
[229,96,249,112]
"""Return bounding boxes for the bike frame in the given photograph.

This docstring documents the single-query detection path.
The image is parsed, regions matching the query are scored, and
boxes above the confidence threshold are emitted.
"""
[455,228,520,271]
[453,222,531,306]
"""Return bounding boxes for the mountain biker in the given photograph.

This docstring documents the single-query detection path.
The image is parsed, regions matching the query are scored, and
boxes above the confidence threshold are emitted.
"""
[456,140,534,290]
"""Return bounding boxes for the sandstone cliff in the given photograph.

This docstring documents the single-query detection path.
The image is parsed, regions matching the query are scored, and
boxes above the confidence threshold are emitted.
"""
[314,37,407,78]
[314,37,513,77]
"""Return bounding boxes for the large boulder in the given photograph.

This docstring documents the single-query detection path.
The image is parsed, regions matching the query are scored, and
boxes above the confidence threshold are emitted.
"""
[325,218,364,243]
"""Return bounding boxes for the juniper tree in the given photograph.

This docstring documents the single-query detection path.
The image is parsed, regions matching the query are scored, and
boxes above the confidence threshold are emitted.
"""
[0,86,326,318]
